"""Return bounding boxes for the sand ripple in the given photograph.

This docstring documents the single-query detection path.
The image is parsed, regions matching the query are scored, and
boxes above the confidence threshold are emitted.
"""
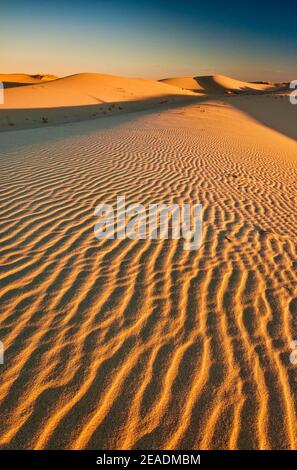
[0,102,296,449]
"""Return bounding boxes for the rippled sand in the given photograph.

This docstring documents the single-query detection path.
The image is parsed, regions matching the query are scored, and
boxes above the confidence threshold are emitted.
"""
[0,97,296,449]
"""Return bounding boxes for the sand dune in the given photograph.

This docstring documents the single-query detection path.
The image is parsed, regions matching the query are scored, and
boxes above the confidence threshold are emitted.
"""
[0,73,196,130]
[0,73,57,88]
[0,73,292,132]
[160,74,283,94]
[0,93,296,449]
[1,73,195,108]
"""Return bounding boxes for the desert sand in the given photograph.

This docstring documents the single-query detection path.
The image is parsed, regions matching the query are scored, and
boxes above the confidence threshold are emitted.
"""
[0,73,296,450]
[0,73,57,88]
[0,73,196,130]
[160,74,278,93]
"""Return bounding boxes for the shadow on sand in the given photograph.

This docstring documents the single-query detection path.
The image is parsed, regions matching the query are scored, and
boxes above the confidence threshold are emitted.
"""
[0,81,296,143]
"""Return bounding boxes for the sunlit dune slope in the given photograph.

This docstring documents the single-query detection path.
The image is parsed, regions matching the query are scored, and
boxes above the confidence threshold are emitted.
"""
[160,74,282,94]
[1,72,194,108]
[0,72,196,129]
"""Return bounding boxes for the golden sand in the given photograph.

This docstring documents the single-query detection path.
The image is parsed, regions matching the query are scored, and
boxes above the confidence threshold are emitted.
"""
[0,75,296,449]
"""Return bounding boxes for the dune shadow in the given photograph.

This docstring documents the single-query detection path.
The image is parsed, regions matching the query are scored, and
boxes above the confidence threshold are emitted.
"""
[0,93,204,135]
[2,82,35,89]
[193,75,281,95]
[191,76,296,141]
[225,93,297,141]
[1,81,296,142]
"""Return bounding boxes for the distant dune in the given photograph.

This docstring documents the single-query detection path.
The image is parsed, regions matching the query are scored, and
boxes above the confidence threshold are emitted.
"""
[0,73,57,88]
[1,73,195,108]
[0,72,294,137]
[160,74,281,94]
[0,72,196,129]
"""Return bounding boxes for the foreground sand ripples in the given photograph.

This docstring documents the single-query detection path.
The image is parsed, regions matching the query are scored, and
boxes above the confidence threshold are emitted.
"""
[0,102,296,449]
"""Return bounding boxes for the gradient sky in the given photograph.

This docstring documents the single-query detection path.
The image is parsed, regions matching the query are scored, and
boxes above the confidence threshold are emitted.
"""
[1,0,296,81]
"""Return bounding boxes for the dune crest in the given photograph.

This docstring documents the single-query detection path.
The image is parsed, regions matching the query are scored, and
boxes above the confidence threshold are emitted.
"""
[160,74,284,94]
[0,72,195,108]
[0,72,197,130]
[0,73,57,88]
[1,72,292,132]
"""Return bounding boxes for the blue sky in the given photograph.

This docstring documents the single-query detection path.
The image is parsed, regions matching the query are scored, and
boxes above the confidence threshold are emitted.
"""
[1,0,296,80]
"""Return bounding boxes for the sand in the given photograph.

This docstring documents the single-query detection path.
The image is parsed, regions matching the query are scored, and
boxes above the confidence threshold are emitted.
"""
[0,73,196,130]
[0,74,296,450]
[0,73,57,88]
[160,74,284,94]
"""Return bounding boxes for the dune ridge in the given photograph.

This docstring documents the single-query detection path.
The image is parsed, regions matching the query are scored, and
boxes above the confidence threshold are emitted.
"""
[0,97,296,449]
[1,73,195,108]
[0,73,57,88]
[0,72,292,132]
[160,74,285,94]
[0,72,197,130]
